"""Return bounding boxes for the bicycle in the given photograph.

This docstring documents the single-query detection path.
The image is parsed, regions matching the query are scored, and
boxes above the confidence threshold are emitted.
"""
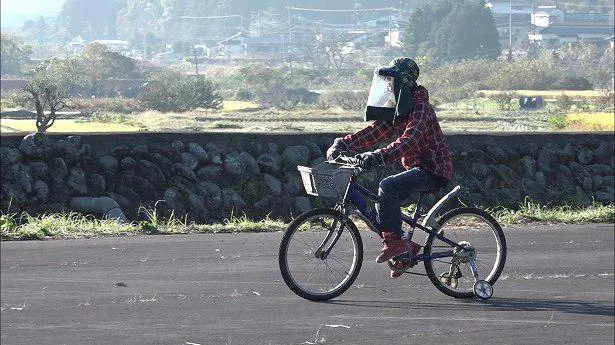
[278,155,507,301]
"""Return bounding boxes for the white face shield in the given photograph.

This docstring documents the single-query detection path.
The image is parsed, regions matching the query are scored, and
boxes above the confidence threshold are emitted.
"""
[364,68,397,122]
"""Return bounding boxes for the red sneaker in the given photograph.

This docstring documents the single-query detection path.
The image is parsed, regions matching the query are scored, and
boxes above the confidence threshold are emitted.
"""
[376,232,412,263]
[390,241,422,278]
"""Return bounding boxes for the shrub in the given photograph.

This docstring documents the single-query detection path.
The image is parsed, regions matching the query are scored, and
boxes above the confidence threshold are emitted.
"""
[419,60,494,103]
[233,88,253,101]
[593,90,614,110]
[547,114,566,129]
[555,93,574,112]
[491,91,516,110]
[232,63,288,105]
[284,88,319,104]
[185,76,223,111]
[553,76,593,90]
[138,70,222,112]
[577,99,591,112]
[91,111,129,124]
[315,94,333,110]
[1,92,32,110]
[71,97,139,114]
[318,90,368,110]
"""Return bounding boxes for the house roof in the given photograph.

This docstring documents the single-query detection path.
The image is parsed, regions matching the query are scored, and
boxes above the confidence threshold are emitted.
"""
[564,13,611,24]
[218,32,243,44]
[493,13,531,26]
[540,25,614,37]
[245,34,287,45]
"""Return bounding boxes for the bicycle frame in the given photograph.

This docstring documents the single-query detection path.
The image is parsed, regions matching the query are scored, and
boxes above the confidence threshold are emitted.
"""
[336,172,464,262]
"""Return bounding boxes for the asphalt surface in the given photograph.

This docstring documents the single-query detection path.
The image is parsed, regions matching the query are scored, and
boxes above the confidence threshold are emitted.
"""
[1,223,614,345]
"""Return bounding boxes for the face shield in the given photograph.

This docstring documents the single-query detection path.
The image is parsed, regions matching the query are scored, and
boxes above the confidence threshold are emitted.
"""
[364,68,397,122]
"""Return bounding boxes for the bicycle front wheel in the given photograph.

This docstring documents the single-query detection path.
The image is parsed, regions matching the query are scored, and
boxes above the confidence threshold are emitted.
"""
[424,207,507,299]
[278,208,363,301]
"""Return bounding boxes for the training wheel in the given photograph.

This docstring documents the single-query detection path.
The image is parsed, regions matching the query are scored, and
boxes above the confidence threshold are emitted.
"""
[473,280,493,300]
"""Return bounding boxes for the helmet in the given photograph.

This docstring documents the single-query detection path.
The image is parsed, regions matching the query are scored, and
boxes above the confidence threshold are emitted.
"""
[364,57,420,124]
[378,57,420,85]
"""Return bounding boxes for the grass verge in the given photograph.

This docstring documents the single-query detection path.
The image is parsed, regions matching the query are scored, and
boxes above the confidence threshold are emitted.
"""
[0,211,287,241]
[490,200,615,225]
[1,202,613,241]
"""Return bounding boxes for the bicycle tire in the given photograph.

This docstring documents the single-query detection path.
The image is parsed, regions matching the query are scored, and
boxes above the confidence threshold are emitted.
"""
[424,207,507,299]
[278,208,363,301]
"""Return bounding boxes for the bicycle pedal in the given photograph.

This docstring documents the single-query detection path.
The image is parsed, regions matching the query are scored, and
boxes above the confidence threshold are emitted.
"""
[389,258,418,270]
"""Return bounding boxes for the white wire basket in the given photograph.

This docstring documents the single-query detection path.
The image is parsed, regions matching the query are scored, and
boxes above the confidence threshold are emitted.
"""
[297,162,355,199]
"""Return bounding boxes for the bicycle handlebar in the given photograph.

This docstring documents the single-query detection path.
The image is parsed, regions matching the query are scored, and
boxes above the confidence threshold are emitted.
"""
[328,153,361,168]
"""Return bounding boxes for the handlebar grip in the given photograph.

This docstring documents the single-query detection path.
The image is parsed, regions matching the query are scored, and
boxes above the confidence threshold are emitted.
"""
[333,154,360,165]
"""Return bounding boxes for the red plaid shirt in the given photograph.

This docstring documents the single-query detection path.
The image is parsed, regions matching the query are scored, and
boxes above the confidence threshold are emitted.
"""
[343,86,452,181]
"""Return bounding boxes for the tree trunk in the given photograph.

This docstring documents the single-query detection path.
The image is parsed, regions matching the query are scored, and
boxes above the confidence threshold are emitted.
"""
[27,88,47,133]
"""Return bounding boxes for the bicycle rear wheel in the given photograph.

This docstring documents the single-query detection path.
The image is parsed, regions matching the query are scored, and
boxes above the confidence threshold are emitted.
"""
[424,207,506,299]
[278,208,363,301]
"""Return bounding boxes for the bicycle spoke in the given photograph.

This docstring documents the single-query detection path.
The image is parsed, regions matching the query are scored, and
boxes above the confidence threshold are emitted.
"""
[328,254,353,265]
[280,209,364,301]
[423,208,506,299]
[328,257,352,276]
[304,261,321,288]
[324,261,344,282]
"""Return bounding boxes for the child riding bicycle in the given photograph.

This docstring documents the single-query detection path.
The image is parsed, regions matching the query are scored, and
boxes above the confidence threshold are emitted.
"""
[326,57,453,278]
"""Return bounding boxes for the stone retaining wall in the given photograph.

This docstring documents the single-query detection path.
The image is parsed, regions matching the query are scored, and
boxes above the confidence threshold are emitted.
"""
[1,132,613,223]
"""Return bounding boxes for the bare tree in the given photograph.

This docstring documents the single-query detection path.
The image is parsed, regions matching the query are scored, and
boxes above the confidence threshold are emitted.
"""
[295,29,357,71]
[23,59,83,132]
[319,31,357,71]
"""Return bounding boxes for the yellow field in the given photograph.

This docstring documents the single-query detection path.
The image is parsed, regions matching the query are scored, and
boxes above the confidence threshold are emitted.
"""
[478,90,608,99]
[565,112,615,131]
[0,119,140,133]
[222,100,260,112]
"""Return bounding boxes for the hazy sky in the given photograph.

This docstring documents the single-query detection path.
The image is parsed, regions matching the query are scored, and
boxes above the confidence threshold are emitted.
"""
[1,0,64,28]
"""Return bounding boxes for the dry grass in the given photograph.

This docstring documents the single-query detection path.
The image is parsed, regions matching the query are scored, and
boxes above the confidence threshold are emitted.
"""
[478,90,607,100]
[0,118,140,133]
[1,97,611,134]
[566,112,615,131]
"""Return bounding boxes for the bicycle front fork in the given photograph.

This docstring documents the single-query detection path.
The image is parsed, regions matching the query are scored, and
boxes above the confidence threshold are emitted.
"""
[314,216,347,259]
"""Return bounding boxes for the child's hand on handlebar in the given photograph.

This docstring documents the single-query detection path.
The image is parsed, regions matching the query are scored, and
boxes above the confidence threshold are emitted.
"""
[331,153,360,166]
[354,151,384,170]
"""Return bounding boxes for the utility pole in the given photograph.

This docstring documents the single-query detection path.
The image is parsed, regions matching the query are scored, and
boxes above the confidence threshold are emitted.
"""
[142,31,147,60]
[287,7,293,78]
[194,47,199,76]
[508,0,513,62]
[388,11,392,46]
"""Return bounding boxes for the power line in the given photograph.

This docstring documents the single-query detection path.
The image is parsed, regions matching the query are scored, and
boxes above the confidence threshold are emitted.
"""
[181,15,245,20]
[287,6,412,14]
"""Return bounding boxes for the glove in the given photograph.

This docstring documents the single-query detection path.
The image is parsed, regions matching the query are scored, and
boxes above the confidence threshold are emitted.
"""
[326,137,349,161]
[354,151,384,170]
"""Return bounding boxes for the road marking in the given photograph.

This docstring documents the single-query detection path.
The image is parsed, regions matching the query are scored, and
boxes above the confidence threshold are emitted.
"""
[324,324,351,328]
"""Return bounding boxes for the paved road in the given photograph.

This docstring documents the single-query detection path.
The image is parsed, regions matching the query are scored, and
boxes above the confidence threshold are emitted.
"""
[1,224,614,345]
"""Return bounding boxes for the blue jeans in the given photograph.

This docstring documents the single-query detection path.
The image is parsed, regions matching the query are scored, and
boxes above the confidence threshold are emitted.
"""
[377,167,446,236]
